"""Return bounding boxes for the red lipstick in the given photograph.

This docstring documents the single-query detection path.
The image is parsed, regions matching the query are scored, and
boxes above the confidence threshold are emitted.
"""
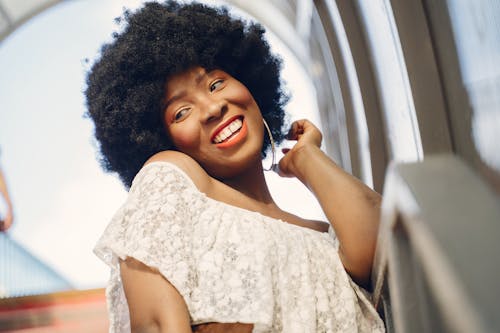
[211,116,247,148]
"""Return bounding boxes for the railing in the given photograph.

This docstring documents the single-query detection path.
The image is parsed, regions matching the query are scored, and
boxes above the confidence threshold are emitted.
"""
[372,154,500,332]
[0,233,72,298]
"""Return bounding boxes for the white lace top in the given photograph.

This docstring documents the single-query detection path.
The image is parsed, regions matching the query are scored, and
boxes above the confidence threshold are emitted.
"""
[94,162,385,333]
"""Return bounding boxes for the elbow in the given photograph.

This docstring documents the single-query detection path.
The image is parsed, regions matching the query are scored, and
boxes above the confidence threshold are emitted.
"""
[345,264,373,291]
[347,268,373,291]
[338,246,374,290]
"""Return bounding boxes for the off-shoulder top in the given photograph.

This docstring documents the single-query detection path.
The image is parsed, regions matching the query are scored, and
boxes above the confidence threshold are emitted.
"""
[94,162,385,333]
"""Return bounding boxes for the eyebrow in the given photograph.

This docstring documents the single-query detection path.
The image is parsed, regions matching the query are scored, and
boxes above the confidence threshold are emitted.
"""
[194,70,208,85]
[163,92,187,111]
[163,70,209,110]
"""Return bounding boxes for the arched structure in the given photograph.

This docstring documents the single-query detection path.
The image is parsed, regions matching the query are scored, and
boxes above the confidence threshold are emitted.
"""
[2,0,499,190]
[0,0,389,191]
[2,1,500,331]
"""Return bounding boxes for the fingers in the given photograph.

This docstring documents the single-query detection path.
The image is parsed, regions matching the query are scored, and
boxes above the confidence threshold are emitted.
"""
[275,148,294,178]
[287,119,319,137]
[286,123,296,140]
[286,119,322,147]
[286,119,306,140]
[275,148,290,177]
[277,119,323,179]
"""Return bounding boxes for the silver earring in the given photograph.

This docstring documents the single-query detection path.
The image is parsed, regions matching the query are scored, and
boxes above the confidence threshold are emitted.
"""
[262,118,278,172]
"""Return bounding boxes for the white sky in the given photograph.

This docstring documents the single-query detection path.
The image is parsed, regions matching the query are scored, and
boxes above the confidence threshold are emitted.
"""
[0,0,323,289]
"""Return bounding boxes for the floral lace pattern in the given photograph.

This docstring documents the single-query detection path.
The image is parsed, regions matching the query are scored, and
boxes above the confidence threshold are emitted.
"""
[94,162,385,333]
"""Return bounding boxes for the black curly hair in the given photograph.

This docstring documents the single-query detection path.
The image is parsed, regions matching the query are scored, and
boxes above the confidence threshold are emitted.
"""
[85,1,289,188]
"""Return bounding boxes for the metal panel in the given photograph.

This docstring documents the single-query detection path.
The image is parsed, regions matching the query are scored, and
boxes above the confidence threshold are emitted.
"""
[309,6,353,175]
[0,234,72,298]
[330,0,390,192]
[0,0,61,42]
[373,155,500,332]
[389,0,453,155]
[423,0,500,192]
[354,0,423,164]
[314,0,368,185]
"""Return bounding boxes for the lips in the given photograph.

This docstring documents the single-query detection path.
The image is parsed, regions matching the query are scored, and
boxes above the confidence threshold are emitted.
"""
[211,116,244,144]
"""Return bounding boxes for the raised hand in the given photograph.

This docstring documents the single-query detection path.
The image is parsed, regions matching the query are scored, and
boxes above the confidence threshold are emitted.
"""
[277,119,322,178]
[275,118,381,288]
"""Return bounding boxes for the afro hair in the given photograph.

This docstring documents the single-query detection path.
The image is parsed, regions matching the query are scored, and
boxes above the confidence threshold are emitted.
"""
[85,1,289,188]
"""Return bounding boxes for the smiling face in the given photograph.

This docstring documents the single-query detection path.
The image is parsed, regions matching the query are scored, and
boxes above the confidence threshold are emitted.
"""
[163,67,265,179]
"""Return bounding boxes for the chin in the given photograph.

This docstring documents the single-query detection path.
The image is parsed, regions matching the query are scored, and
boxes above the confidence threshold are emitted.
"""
[205,155,262,180]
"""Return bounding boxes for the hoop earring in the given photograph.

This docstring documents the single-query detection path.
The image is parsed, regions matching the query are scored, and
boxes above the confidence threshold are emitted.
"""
[262,118,278,172]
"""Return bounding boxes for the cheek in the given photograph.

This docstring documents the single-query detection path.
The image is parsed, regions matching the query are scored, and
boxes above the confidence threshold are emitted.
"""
[228,81,259,107]
[168,124,200,150]
[238,87,258,106]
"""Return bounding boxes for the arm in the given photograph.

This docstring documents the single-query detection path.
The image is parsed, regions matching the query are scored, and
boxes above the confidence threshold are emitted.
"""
[121,258,254,333]
[124,156,254,333]
[0,168,13,231]
[120,258,193,333]
[278,120,381,288]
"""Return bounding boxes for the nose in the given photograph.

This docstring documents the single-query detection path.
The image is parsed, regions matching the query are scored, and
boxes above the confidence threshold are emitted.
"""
[200,96,227,123]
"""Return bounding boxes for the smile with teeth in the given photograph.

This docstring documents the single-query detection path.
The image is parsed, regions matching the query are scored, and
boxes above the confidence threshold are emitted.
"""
[213,118,243,144]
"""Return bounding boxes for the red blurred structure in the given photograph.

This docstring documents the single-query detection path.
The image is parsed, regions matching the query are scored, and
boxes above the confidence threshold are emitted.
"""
[0,288,108,332]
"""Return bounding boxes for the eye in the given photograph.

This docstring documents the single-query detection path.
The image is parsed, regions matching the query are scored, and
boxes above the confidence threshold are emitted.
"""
[173,107,191,122]
[209,79,224,92]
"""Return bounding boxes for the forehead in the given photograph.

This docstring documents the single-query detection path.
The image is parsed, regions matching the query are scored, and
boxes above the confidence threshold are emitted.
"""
[166,67,207,92]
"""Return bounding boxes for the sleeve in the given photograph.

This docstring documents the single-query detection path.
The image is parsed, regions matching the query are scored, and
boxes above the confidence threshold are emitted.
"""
[94,162,204,330]
[327,224,340,250]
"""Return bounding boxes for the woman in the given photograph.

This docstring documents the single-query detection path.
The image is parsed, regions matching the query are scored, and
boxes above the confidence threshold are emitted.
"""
[0,151,14,231]
[88,2,384,332]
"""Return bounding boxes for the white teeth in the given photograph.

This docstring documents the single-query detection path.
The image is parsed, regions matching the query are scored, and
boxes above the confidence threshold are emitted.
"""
[229,122,239,131]
[222,128,232,138]
[213,118,243,143]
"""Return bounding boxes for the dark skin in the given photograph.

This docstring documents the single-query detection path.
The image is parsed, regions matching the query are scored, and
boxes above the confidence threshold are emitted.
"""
[120,257,253,333]
[192,323,253,332]
[0,167,13,231]
[120,68,381,332]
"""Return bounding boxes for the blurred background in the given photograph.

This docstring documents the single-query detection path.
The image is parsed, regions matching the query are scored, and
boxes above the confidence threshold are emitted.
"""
[0,0,499,332]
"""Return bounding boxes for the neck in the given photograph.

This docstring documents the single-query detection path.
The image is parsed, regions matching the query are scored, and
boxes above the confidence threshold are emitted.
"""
[222,158,275,205]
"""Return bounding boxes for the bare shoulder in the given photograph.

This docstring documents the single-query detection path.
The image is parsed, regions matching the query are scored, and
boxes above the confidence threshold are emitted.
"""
[145,151,213,192]
[309,219,330,233]
[296,218,330,233]
[281,210,330,233]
